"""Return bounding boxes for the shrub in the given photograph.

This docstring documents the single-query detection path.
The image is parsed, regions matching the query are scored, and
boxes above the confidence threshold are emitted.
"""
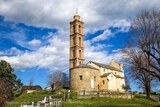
[70,92,77,100]
[14,91,22,97]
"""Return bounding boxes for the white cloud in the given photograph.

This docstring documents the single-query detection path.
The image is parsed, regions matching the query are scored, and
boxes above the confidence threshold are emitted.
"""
[94,43,113,51]
[84,40,123,64]
[91,19,131,42]
[0,0,159,72]
[113,19,131,32]
[0,33,69,71]
[91,29,113,42]
[0,47,22,56]
[28,39,41,47]
[0,31,123,72]
[113,19,131,28]
[112,49,121,53]
[0,0,159,31]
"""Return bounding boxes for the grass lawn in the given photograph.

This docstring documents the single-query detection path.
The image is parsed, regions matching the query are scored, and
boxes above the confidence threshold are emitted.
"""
[5,91,63,107]
[5,92,160,107]
[63,95,159,107]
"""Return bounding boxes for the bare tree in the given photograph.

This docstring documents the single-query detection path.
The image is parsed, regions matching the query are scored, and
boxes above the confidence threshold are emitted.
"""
[122,10,160,98]
[131,10,160,80]
[48,71,67,90]
[122,47,154,98]
[29,78,34,86]
[122,76,131,92]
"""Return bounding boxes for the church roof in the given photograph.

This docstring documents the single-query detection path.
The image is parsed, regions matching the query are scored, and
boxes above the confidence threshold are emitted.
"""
[101,73,112,77]
[89,61,122,72]
[114,74,124,79]
[101,72,124,79]
[73,64,98,70]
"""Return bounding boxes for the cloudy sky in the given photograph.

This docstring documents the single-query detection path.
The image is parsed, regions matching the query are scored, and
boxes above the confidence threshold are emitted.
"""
[0,0,160,89]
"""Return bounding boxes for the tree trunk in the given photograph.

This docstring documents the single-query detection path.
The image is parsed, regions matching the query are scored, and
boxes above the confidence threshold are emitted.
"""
[145,80,151,99]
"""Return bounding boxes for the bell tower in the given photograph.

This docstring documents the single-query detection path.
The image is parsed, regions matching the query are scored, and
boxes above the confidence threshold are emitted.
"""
[69,12,84,69]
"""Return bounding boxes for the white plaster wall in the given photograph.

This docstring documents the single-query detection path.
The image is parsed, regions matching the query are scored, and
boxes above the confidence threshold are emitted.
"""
[117,78,125,91]
[100,67,104,75]
[108,74,117,91]
[121,78,125,91]
[87,62,126,92]
[119,71,124,77]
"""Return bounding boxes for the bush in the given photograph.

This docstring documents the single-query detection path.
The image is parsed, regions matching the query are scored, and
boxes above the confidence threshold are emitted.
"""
[14,91,22,97]
[70,92,77,100]
[151,92,158,95]
[51,93,63,98]
[36,90,48,95]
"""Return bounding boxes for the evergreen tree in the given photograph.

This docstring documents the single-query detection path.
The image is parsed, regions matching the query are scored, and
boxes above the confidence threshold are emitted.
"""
[0,60,23,105]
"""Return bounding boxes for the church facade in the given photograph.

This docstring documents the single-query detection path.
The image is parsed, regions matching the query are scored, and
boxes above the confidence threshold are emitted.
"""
[69,13,125,92]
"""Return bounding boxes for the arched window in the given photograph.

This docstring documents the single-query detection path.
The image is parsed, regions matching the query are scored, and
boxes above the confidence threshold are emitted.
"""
[94,76,96,82]
[79,62,81,65]
[79,37,81,46]
[79,50,81,57]
[73,50,75,58]
[107,79,109,81]
[73,25,76,33]
[79,75,83,80]
[73,62,75,67]
[79,25,81,33]
[102,80,105,85]
[73,37,75,45]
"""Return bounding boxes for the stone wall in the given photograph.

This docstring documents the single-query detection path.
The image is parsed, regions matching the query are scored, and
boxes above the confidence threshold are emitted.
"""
[70,67,100,91]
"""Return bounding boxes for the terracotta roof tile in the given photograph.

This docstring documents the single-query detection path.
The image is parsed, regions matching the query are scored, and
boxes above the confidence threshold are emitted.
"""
[89,61,122,72]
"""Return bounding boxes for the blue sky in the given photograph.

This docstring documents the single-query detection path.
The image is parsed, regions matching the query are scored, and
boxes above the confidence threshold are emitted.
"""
[0,0,160,90]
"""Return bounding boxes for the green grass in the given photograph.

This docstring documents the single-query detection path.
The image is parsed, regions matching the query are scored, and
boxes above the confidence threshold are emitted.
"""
[63,95,159,107]
[5,91,63,107]
[5,92,160,107]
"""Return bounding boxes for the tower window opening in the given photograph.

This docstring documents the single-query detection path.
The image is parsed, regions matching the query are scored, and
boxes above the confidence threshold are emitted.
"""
[73,25,76,33]
[79,25,81,33]
[73,37,75,45]
[79,37,81,46]
[79,62,81,65]
[79,50,81,58]
[102,80,105,85]
[73,50,75,58]
[94,76,96,82]
[79,75,83,80]
[73,62,75,67]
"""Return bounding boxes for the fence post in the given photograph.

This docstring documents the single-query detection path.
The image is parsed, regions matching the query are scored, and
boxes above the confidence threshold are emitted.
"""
[63,90,66,101]
[32,102,34,107]
[67,90,70,99]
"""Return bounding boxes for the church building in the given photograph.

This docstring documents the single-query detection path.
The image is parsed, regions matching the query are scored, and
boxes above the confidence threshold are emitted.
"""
[69,13,125,92]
